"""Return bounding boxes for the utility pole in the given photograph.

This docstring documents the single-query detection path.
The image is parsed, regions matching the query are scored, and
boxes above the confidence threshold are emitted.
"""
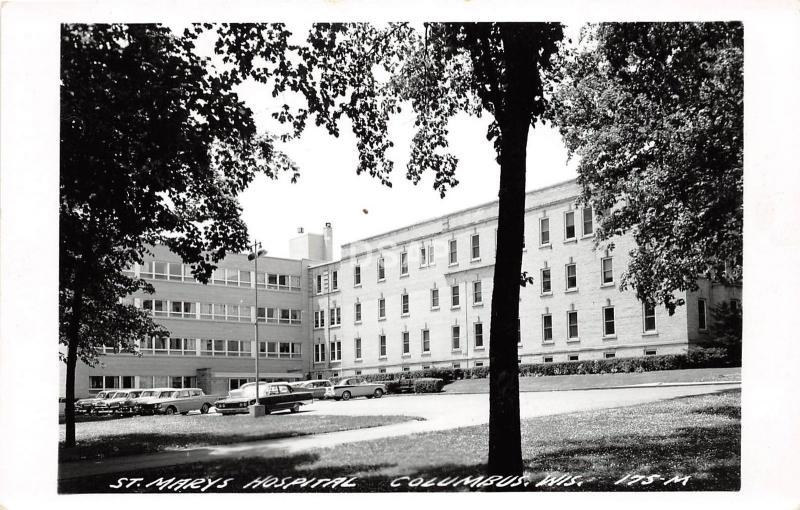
[248,241,267,417]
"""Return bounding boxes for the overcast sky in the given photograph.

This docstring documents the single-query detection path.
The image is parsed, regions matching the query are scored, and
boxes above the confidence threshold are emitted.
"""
[233,26,581,260]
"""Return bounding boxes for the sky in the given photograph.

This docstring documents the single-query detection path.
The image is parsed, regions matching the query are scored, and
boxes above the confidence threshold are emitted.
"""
[233,26,581,260]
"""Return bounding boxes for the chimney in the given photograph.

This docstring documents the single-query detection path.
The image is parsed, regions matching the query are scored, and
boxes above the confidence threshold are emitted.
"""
[323,222,333,261]
[297,227,304,234]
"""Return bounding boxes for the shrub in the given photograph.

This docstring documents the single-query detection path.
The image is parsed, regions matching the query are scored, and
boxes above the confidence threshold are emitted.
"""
[414,378,444,393]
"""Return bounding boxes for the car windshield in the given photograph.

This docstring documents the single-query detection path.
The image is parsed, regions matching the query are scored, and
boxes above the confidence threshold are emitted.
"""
[110,392,125,398]
[94,392,107,399]
[158,391,176,398]
[139,391,157,398]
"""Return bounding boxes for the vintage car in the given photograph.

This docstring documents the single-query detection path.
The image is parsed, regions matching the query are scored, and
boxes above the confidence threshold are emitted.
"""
[214,382,313,415]
[118,388,170,415]
[137,388,221,415]
[331,377,386,401]
[92,389,144,415]
[74,390,115,414]
[289,379,335,400]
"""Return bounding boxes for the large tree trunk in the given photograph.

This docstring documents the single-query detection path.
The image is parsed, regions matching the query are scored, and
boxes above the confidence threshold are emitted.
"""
[487,26,536,476]
[64,272,84,448]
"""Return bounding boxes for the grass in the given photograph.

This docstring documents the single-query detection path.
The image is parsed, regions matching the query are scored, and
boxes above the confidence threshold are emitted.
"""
[444,367,741,394]
[59,389,740,493]
[59,413,421,462]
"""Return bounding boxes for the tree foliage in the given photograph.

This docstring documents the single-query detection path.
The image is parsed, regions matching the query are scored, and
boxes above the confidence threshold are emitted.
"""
[60,23,296,446]
[550,22,743,313]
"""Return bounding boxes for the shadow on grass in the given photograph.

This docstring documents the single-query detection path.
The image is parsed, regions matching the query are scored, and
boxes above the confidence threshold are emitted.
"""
[59,421,740,493]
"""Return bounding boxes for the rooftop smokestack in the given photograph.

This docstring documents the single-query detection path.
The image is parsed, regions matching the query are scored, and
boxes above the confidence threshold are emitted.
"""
[323,223,333,261]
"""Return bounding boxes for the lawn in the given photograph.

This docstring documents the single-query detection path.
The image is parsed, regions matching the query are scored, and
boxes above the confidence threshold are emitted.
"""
[59,389,740,493]
[59,413,421,462]
[444,367,740,394]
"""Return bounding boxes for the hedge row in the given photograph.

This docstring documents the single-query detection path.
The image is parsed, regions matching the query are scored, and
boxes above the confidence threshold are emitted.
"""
[358,347,734,388]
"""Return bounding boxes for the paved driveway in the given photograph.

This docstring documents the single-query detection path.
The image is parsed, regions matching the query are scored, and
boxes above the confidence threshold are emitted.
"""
[59,383,739,480]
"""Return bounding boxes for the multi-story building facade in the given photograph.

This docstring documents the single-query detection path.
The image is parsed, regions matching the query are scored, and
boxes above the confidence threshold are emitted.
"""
[63,180,740,396]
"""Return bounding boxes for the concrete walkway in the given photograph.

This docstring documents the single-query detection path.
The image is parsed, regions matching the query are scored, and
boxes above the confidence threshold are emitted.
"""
[59,382,740,481]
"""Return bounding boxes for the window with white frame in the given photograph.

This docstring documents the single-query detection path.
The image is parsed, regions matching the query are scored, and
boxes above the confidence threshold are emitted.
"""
[332,270,338,290]
[644,348,657,356]
[377,257,385,281]
[542,314,553,342]
[475,361,484,367]
[474,322,484,348]
[643,302,657,332]
[420,245,427,266]
[604,352,616,359]
[543,356,554,363]
[314,310,325,329]
[354,337,362,359]
[431,288,439,309]
[314,343,326,363]
[541,268,552,294]
[422,329,430,352]
[330,338,342,361]
[582,206,593,236]
[451,325,461,350]
[402,331,410,354]
[316,274,323,294]
[601,257,614,285]
[540,217,550,245]
[428,243,435,265]
[354,265,361,286]
[449,239,458,265]
[401,293,410,315]
[565,211,576,240]
[567,311,579,339]
[603,306,616,336]
[379,334,387,357]
[471,234,481,260]
[451,284,460,308]
[566,263,577,290]
[568,354,579,361]
[354,302,362,323]
[473,280,483,304]
[698,299,707,330]
[400,252,408,275]
[329,307,341,326]
[378,298,386,319]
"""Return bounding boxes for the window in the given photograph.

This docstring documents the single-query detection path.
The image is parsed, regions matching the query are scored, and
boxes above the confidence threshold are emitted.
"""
[452,363,461,369]
[355,370,362,375]
[379,335,387,357]
[314,310,325,329]
[422,329,430,352]
[471,234,480,260]
[543,356,554,363]
[314,343,326,363]
[428,244,435,265]
[567,311,579,339]
[401,293,410,315]
[379,368,387,374]
[472,280,483,304]
[430,288,439,309]
[645,349,657,356]
[542,314,553,342]
[354,337,362,360]
[402,331,410,354]
[541,268,551,294]
[330,307,341,326]
[330,339,342,361]
[332,271,338,290]
[400,252,408,275]
[378,298,386,319]
[452,326,461,350]
[475,361,484,367]
[354,303,362,323]
[698,299,707,330]
[582,206,593,236]
[451,285,460,308]
[566,263,577,290]
[229,378,250,391]
[565,211,576,240]
[420,245,427,266]
[354,265,361,286]
[643,302,657,332]
[378,258,385,281]
[568,354,579,362]
[316,274,323,294]
[474,322,484,348]
[603,307,616,336]
[601,257,614,285]
[449,239,458,265]
[539,217,550,245]
[604,352,616,359]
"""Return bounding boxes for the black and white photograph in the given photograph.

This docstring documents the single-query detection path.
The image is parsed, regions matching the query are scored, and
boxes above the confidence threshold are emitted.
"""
[1,0,798,508]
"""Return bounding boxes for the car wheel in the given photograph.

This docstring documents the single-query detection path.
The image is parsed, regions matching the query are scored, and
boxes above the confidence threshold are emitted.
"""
[373,388,384,398]
[200,403,210,414]
[264,407,271,415]
[165,406,176,415]
[290,403,300,413]
[341,391,352,401]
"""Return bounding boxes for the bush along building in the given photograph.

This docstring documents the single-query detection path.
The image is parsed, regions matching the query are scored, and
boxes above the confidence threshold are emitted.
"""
[63,180,741,397]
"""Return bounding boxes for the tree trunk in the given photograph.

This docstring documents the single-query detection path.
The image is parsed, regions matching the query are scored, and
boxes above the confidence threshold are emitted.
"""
[487,26,536,476]
[64,273,84,448]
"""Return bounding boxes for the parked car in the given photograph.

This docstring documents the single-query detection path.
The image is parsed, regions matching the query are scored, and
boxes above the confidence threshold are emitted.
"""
[74,390,114,415]
[385,377,416,394]
[92,389,144,415]
[120,388,170,415]
[331,377,386,401]
[214,382,313,415]
[289,379,335,399]
[138,388,221,415]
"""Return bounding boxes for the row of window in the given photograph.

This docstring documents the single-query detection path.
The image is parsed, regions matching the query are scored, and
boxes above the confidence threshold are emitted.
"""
[539,257,615,294]
[104,337,303,359]
[90,375,197,391]
[139,299,301,324]
[133,261,302,291]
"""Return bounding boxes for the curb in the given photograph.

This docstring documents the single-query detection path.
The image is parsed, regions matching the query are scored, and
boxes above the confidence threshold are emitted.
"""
[439,380,741,395]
